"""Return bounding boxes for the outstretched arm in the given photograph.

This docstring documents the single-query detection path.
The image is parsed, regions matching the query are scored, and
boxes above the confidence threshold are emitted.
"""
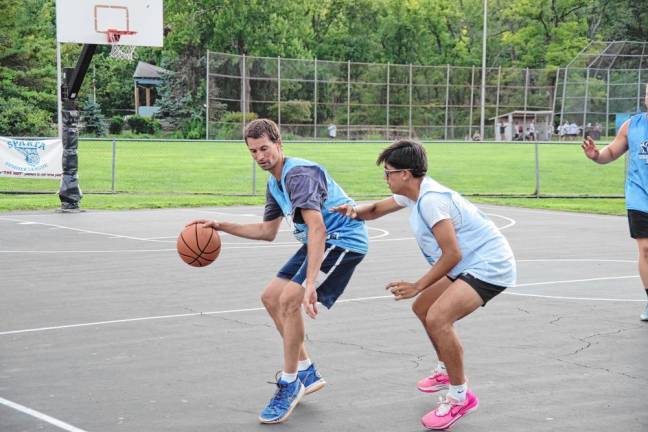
[330,197,404,221]
[187,217,282,242]
[582,120,629,164]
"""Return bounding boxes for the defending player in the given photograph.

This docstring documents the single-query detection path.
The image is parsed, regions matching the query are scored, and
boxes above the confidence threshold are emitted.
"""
[190,119,368,424]
[331,139,516,430]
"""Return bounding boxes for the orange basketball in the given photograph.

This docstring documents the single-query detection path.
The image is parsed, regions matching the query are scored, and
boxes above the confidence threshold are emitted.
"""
[177,222,221,267]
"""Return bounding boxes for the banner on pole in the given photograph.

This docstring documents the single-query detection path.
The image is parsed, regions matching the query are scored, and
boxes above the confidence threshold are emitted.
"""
[0,137,63,179]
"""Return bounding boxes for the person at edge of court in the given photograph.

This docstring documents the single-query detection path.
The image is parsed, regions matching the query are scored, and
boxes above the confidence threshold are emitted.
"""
[330,139,516,430]
[581,83,648,322]
[189,118,368,424]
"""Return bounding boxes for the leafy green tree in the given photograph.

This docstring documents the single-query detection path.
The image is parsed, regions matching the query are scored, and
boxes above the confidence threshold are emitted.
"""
[1,0,57,135]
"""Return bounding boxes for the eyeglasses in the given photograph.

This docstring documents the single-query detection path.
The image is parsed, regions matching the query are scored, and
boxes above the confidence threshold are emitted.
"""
[383,168,411,178]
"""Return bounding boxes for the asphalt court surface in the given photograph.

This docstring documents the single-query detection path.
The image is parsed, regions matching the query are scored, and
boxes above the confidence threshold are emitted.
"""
[0,204,646,432]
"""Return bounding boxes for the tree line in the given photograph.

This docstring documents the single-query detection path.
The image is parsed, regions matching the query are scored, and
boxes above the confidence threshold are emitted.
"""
[1,0,645,137]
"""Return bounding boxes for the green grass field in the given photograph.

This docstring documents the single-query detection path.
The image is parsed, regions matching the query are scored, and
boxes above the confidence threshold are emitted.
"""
[0,140,627,214]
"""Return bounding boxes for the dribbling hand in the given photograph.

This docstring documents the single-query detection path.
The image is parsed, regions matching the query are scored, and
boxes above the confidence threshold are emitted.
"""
[186,219,221,230]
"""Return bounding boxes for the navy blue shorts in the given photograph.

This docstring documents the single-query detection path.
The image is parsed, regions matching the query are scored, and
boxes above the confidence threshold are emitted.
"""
[277,243,365,309]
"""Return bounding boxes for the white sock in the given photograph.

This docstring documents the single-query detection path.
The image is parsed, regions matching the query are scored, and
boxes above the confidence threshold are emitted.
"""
[435,361,447,374]
[298,358,312,371]
[447,383,468,402]
[280,371,298,383]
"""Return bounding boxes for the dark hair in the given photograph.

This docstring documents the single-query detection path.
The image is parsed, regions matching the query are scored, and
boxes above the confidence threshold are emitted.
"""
[376,139,427,177]
[244,119,281,144]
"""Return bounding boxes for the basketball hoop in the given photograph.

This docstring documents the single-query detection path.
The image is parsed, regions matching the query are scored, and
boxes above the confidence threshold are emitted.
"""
[107,29,137,61]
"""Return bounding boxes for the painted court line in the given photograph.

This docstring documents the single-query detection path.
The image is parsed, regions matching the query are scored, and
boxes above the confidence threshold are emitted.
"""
[0,274,641,337]
[0,396,88,432]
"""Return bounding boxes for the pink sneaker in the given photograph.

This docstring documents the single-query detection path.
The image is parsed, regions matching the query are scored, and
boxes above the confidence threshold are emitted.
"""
[416,371,450,393]
[421,390,479,430]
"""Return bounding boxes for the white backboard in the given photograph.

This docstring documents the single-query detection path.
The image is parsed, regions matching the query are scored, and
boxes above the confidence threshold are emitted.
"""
[56,0,163,46]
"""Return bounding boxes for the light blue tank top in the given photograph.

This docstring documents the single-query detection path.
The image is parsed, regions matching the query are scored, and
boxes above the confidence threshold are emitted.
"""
[626,113,648,212]
[267,157,368,254]
[397,177,516,287]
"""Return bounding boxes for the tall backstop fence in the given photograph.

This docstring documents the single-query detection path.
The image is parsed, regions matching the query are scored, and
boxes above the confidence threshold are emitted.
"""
[0,138,626,198]
[206,49,647,142]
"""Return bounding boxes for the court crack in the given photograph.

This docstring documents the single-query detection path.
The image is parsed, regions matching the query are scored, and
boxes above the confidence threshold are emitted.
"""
[309,338,423,367]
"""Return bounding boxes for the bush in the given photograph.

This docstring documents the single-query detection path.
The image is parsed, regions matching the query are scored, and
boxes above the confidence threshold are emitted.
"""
[109,116,124,134]
[0,98,53,136]
[126,115,160,134]
[271,100,312,124]
[216,112,258,139]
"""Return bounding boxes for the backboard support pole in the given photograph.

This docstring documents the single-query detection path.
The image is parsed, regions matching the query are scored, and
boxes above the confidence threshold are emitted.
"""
[58,44,97,212]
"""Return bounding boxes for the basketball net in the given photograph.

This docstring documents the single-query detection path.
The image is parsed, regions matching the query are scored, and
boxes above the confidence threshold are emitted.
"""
[107,29,137,61]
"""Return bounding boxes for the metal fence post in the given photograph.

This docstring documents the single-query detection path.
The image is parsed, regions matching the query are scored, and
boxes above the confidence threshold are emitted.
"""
[605,69,610,136]
[347,60,351,140]
[534,141,540,197]
[314,58,318,138]
[252,159,256,195]
[111,138,116,193]
[469,66,475,137]
[495,66,501,123]
[408,63,413,138]
[277,56,281,128]
[522,68,529,141]
[560,66,568,123]
[386,62,390,139]
[444,64,450,140]
[242,54,247,137]
[636,67,643,113]
[205,50,210,140]
[582,68,590,138]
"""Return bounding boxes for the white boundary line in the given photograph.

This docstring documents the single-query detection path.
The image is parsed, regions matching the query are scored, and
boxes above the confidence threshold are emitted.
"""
[0,212,511,252]
[0,270,642,337]
[0,396,88,432]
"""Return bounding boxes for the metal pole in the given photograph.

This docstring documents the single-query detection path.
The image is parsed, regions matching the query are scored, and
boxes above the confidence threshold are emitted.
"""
[314,59,318,138]
[205,50,210,140]
[550,68,560,140]
[480,0,488,141]
[469,66,475,138]
[495,66,501,126]
[409,63,413,138]
[444,64,450,140]
[636,68,642,113]
[605,68,610,137]
[534,141,540,197]
[523,68,529,141]
[560,65,568,125]
[92,64,96,104]
[252,158,256,195]
[56,42,63,139]
[242,54,247,137]
[111,138,116,193]
[582,68,590,138]
[347,60,351,140]
[386,62,390,139]
[277,56,281,127]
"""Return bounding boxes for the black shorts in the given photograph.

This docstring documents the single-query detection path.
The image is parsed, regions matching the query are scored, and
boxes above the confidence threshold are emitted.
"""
[447,273,506,306]
[277,243,365,309]
[628,210,648,239]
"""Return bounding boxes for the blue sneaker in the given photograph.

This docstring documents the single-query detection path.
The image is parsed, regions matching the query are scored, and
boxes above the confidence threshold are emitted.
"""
[298,364,326,395]
[258,378,305,424]
[641,303,648,321]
